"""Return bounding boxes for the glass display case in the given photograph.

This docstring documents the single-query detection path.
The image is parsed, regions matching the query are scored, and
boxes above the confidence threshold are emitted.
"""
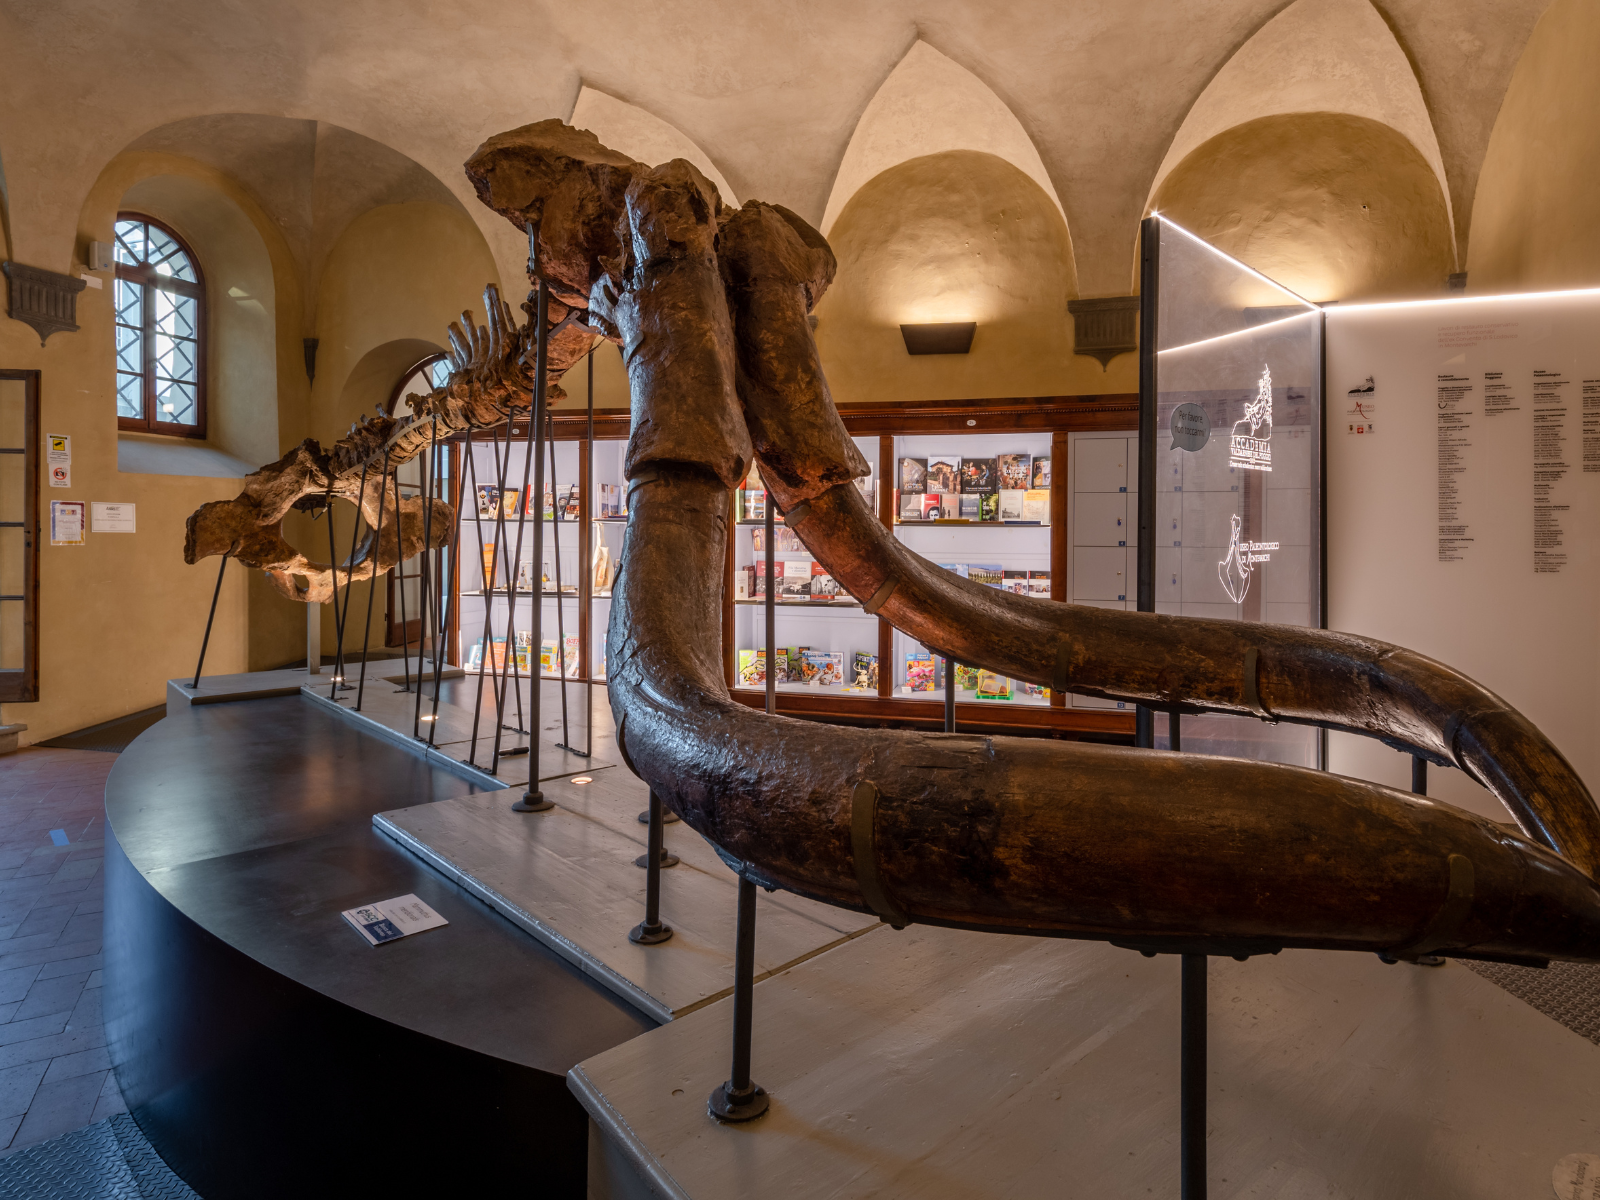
[1141,214,1324,765]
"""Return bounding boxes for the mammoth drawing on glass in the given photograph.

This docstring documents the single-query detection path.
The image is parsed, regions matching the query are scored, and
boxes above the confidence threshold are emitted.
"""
[186,122,1600,983]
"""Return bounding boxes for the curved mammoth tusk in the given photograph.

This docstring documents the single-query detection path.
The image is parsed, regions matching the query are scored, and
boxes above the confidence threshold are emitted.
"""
[713,199,1600,882]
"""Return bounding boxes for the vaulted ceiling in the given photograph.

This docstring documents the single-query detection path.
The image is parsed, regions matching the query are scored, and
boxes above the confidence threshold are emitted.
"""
[0,0,1552,297]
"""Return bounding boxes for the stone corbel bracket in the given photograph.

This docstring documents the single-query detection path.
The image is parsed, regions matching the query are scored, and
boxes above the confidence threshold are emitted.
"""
[2,263,87,346]
[1067,295,1139,369]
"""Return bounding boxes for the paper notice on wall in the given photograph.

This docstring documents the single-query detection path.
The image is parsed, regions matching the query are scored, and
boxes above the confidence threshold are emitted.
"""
[49,500,85,546]
[90,503,135,533]
[46,434,70,488]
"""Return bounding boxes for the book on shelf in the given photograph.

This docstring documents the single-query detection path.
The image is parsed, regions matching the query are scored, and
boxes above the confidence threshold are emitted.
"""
[538,636,581,677]
[740,488,767,521]
[799,649,843,686]
[955,663,980,691]
[563,486,581,520]
[516,559,536,592]
[960,458,997,492]
[850,651,878,691]
[978,493,999,522]
[997,453,1031,491]
[1030,457,1052,489]
[737,649,766,686]
[481,546,497,590]
[1002,569,1030,594]
[1017,679,1048,700]
[751,525,804,553]
[1022,489,1051,522]
[967,563,1004,588]
[466,639,483,671]
[920,494,950,520]
[598,483,623,518]
[735,567,751,601]
[490,637,508,671]
[1028,570,1051,597]
[904,651,936,692]
[475,485,500,518]
[500,488,521,518]
[898,491,923,521]
[753,560,769,596]
[998,489,1026,520]
[899,458,927,495]
[938,562,969,578]
[780,647,803,682]
[513,631,531,674]
[975,669,1013,700]
[957,494,982,521]
[780,560,812,600]
[926,457,959,494]
[809,562,840,601]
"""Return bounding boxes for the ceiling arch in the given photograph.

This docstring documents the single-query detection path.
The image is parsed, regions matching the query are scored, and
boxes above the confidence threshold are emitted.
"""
[1147,0,1455,268]
[820,40,1066,240]
[569,86,738,204]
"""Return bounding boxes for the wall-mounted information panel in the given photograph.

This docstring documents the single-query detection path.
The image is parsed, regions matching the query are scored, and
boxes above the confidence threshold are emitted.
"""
[1141,216,1324,767]
[1326,290,1600,820]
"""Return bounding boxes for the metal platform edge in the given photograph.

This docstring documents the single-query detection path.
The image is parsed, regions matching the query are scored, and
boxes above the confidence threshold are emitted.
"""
[372,811,673,1025]
[568,1062,694,1200]
[299,685,510,792]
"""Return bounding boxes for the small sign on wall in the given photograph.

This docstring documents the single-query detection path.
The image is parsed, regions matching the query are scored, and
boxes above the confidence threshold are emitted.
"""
[45,434,70,487]
[49,501,84,546]
[90,503,135,533]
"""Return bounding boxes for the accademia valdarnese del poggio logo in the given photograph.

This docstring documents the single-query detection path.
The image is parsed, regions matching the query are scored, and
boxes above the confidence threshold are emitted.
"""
[1217,365,1278,603]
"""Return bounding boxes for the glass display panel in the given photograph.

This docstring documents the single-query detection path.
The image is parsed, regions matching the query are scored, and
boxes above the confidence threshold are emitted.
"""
[891,431,1052,707]
[1148,216,1323,765]
[1064,431,1136,713]
[0,381,23,672]
[731,436,879,695]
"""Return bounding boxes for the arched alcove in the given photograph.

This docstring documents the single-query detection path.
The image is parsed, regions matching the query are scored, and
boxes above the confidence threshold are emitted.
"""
[569,87,738,205]
[821,41,1069,262]
[1147,0,1454,270]
[1469,0,1600,291]
[1150,113,1454,302]
[114,173,279,476]
[815,149,1086,404]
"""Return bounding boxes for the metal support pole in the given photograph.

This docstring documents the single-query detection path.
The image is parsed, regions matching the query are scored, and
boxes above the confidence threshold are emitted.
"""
[944,657,956,732]
[764,480,776,716]
[513,267,553,813]
[412,420,438,738]
[324,483,347,698]
[191,553,228,689]
[355,451,391,711]
[709,875,770,1122]
[1171,711,1182,752]
[1412,754,1427,796]
[1181,953,1207,1200]
[584,349,596,760]
[635,789,680,870]
[628,790,675,946]
[549,410,574,751]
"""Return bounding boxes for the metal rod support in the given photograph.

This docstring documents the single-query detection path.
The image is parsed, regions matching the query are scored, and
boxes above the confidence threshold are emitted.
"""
[1171,711,1182,753]
[1412,754,1427,796]
[191,552,228,689]
[513,270,553,813]
[1181,953,1207,1200]
[709,875,769,1122]
[629,790,674,946]
[764,478,775,715]
[944,657,956,733]
[355,451,391,711]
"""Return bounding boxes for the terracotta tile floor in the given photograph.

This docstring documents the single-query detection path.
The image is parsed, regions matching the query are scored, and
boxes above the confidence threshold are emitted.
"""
[0,747,122,1156]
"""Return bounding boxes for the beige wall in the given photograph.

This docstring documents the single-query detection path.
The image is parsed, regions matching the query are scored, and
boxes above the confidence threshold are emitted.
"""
[814,150,1135,405]
[1468,0,1600,292]
[1150,113,1455,304]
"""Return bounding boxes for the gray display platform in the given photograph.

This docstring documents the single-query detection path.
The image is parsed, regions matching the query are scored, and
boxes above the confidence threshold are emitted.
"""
[571,926,1600,1199]
[375,769,879,1024]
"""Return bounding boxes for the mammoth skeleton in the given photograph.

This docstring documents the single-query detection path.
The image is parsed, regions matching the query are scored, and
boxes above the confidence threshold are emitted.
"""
[188,119,1600,968]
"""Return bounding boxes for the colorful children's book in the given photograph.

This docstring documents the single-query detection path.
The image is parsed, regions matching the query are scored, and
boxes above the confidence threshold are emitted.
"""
[904,651,936,692]
[997,453,1031,490]
[475,485,500,517]
[809,562,841,601]
[850,651,879,691]
[899,458,928,495]
[955,663,980,691]
[738,649,766,686]
[500,488,521,518]
[783,647,806,683]
[515,631,533,674]
[802,649,844,686]
[490,637,508,672]
[481,545,497,590]
[975,669,1013,700]
[1030,457,1052,489]
[960,458,997,492]
[926,457,960,494]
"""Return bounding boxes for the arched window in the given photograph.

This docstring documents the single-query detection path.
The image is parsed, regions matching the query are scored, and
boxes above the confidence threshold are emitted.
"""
[388,352,451,415]
[114,214,206,437]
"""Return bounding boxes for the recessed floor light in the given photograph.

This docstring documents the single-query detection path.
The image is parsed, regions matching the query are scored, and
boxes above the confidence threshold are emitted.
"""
[572,776,593,785]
